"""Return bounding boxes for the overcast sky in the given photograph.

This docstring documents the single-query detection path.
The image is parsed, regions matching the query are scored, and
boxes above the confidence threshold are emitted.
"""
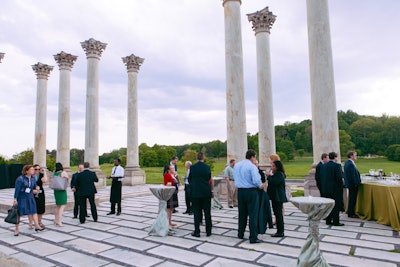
[1,0,399,159]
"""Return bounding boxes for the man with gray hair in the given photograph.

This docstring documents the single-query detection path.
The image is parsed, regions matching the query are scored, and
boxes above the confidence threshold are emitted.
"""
[183,161,193,214]
[224,159,237,208]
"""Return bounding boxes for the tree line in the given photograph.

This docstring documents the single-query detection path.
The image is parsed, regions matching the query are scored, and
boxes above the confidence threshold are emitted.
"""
[3,110,400,168]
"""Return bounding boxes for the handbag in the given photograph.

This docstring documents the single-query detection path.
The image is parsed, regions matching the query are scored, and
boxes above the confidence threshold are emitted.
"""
[4,205,19,224]
[50,175,68,190]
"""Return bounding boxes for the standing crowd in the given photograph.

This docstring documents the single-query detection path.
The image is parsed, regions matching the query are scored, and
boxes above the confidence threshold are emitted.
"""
[10,150,359,244]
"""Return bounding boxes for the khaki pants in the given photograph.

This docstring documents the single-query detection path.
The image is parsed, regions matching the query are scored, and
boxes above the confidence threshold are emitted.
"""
[226,180,238,206]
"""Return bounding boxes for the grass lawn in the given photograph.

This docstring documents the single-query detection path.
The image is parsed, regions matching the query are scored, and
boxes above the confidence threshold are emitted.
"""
[91,156,400,184]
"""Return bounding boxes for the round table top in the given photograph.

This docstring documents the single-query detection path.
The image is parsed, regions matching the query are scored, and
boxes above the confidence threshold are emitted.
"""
[290,196,335,205]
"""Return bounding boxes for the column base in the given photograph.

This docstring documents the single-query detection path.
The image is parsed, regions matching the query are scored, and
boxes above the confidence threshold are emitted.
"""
[304,164,320,197]
[123,166,146,186]
[90,167,106,188]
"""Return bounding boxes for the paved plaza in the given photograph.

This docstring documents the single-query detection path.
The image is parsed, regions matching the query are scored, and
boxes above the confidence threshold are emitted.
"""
[0,185,399,267]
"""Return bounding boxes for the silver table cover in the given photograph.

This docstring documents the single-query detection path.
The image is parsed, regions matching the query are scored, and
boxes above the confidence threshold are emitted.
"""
[290,196,335,267]
[148,185,176,237]
[211,177,224,210]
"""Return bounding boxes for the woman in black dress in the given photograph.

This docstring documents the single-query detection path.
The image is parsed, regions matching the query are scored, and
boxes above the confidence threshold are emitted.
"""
[267,160,288,237]
[33,164,47,228]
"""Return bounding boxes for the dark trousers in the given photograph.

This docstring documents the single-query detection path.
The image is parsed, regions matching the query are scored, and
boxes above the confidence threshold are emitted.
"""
[73,192,79,218]
[192,197,211,235]
[271,201,284,234]
[184,184,192,213]
[347,186,359,216]
[323,193,340,224]
[79,195,97,223]
[111,202,121,213]
[238,188,259,242]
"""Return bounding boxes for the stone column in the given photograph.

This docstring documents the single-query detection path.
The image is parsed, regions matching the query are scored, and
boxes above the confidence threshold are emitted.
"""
[0,53,4,62]
[32,63,54,168]
[81,38,107,186]
[304,0,340,196]
[247,7,276,169]
[223,0,248,162]
[54,51,78,177]
[122,54,146,185]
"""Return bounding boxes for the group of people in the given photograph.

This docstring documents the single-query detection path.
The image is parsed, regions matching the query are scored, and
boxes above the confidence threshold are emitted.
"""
[163,150,288,243]
[315,151,361,226]
[12,159,122,235]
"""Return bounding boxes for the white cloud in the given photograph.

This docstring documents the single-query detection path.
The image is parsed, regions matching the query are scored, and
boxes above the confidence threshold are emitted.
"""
[1,0,400,158]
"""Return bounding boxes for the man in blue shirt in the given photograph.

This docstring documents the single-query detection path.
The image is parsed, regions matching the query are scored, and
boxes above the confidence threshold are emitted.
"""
[234,149,264,243]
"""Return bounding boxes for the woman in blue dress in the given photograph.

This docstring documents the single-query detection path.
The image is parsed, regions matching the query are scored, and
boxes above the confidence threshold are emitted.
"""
[13,165,44,236]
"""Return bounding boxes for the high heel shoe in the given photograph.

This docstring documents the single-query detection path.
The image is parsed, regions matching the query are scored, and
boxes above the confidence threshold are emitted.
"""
[35,227,44,232]
[14,232,19,236]
[55,222,63,227]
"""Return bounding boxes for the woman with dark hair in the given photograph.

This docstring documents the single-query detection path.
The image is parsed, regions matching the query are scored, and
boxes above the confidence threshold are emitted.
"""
[164,164,179,227]
[13,165,44,236]
[53,162,68,226]
[267,160,288,237]
[33,164,47,228]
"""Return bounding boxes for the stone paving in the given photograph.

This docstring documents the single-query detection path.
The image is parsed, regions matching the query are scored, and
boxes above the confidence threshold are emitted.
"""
[0,185,399,267]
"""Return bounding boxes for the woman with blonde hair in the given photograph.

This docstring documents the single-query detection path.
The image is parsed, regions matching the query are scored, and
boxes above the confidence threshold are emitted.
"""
[13,165,44,236]
[53,162,68,226]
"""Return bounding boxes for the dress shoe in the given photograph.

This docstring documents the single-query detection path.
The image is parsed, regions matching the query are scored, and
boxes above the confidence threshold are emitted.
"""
[188,212,193,215]
[348,215,359,219]
[250,239,262,244]
[73,216,77,219]
[326,221,333,225]
[271,233,284,237]
[206,233,212,237]
[107,212,115,215]
[237,234,244,239]
[35,228,44,232]
[86,215,90,218]
[116,212,121,216]
[229,205,234,208]
[333,223,345,226]
[191,232,200,237]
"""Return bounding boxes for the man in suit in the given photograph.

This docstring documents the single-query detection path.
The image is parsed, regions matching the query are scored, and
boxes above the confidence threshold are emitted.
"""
[321,152,345,226]
[344,151,361,218]
[75,162,98,224]
[71,164,84,219]
[107,159,124,216]
[315,153,329,195]
[188,152,213,237]
[234,149,264,244]
[183,161,193,215]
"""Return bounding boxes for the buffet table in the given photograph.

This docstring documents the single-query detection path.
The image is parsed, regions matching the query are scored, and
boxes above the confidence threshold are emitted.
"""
[355,181,400,231]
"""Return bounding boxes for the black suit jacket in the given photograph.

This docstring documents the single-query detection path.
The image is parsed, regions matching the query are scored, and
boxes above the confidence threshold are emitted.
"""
[344,159,361,189]
[321,160,343,197]
[267,171,287,202]
[315,161,323,191]
[71,172,78,190]
[75,169,98,196]
[188,161,212,198]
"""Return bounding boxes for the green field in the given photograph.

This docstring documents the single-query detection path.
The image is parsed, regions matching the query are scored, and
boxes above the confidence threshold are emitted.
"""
[74,156,399,185]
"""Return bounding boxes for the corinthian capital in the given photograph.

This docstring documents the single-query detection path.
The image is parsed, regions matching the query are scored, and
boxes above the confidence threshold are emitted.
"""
[32,62,54,80]
[80,38,107,59]
[122,54,144,72]
[0,53,4,63]
[54,51,78,70]
[247,7,276,34]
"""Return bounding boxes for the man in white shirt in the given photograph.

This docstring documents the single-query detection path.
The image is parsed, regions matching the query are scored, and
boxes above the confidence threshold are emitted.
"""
[224,159,237,208]
[107,159,124,216]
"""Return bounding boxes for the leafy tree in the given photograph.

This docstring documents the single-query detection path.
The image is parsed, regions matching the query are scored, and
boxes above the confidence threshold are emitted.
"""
[181,149,197,163]
[10,149,33,164]
[297,149,305,157]
[276,138,295,160]
[70,148,84,166]
[339,130,355,157]
[386,144,400,161]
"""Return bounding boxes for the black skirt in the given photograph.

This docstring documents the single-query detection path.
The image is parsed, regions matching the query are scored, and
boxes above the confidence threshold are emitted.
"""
[167,189,179,209]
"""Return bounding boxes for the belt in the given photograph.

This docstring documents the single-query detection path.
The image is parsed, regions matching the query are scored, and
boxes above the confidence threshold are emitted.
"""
[238,187,257,190]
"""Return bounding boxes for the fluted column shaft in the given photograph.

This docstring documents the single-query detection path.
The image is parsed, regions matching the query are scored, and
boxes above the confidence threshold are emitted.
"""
[307,0,340,163]
[32,63,54,167]
[248,7,276,168]
[122,54,146,185]
[223,0,247,161]
[81,38,107,170]
[54,52,77,174]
